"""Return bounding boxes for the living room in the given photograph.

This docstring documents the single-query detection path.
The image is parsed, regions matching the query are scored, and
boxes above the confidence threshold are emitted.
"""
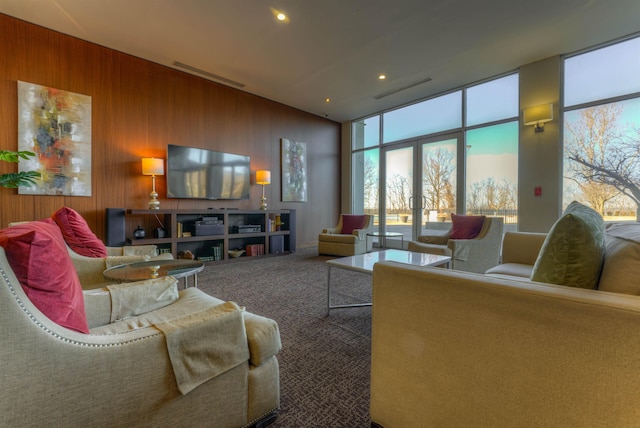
[1,2,640,427]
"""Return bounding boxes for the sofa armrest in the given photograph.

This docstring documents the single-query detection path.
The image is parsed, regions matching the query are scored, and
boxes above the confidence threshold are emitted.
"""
[243,312,282,366]
[323,226,341,234]
[407,240,451,256]
[353,228,368,241]
[501,232,547,265]
[106,245,160,257]
[416,233,450,245]
[83,288,112,328]
[448,236,501,273]
[71,252,108,289]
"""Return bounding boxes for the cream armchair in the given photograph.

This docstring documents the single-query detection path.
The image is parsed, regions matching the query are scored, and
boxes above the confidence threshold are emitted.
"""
[318,214,374,256]
[0,247,281,427]
[408,216,504,273]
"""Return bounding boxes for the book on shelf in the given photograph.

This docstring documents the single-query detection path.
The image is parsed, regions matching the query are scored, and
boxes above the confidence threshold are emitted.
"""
[245,244,265,256]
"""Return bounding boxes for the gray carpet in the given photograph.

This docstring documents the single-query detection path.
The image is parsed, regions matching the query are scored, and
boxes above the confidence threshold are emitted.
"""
[196,247,372,427]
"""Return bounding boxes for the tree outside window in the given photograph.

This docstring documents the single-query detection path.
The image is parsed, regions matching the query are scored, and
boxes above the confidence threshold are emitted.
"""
[564,100,640,220]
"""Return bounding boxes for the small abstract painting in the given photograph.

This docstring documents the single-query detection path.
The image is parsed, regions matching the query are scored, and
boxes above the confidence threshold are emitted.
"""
[17,81,92,196]
[281,138,307,202]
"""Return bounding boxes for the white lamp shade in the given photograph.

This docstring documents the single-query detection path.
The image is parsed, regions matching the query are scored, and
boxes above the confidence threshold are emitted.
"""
[256,170,271,185]
[142,158,164,176]
[523,104,554,126]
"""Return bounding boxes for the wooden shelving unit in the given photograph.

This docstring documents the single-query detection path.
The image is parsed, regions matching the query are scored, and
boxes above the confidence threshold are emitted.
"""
[124,209,295,261]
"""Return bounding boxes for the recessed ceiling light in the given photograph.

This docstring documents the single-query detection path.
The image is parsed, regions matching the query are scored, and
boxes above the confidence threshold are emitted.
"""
[325,98,331,103]
[378,74,387,80]
[270,8,289,22]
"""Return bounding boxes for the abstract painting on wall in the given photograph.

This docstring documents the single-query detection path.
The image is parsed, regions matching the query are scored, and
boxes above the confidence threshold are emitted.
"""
[281,138,307,202]
[17,81,92,196]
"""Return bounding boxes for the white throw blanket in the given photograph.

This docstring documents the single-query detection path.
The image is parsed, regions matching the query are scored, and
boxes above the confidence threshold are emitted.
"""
[155,301,249,394]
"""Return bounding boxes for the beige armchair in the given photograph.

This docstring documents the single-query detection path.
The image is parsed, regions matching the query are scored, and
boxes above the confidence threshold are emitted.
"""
[0,246,281,427]
[318,214,374,257]
[408,216,504,273]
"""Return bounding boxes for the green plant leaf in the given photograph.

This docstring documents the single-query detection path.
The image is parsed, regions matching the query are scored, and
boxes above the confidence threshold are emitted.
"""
[0,150,37,163]
[0,171,41,188]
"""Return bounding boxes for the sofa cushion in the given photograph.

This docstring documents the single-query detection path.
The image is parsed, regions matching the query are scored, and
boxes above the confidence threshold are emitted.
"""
[52,206,108,258]
[341,215,366,234]
[598,223,640,295]
[531,201,605,289]
[485,262,534,278]
[450,214,485,239]
[0,221,89,333]
[318,233,357,244]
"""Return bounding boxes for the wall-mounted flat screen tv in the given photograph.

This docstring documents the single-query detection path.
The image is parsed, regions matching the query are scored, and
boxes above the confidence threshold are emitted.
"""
[167,144,251,200]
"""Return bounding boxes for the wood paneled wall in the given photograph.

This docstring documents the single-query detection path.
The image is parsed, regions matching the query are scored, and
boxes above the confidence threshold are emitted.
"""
[0,14,341,246]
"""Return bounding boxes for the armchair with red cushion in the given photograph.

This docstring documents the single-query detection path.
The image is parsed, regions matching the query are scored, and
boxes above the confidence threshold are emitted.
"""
[0,216,281,427]
[318,214,374,256]
[407,215,504,273]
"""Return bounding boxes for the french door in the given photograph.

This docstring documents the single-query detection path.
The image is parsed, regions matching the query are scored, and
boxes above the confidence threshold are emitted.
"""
[378,133,462,246]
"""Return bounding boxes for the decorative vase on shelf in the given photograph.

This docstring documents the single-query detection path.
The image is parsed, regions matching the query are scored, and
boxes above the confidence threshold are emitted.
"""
[133,225,146,239]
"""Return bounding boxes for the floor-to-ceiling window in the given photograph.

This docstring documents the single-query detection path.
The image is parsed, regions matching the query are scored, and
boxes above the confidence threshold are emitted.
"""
[465,74,519,223]
[351,73,519,245]
[562,35,640,221]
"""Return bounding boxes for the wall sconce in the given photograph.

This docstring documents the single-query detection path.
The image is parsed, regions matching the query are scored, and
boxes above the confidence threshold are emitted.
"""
[142,157,164,209]
[523,104,554,133]
[256,170,271,210]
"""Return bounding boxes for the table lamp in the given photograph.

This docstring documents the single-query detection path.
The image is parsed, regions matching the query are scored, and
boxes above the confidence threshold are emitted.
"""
[142,157,164,209]
[256,170,271,210]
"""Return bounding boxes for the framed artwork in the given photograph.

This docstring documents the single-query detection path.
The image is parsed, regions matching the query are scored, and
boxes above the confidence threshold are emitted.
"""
[281,138,307,202]
[17,81,92,196]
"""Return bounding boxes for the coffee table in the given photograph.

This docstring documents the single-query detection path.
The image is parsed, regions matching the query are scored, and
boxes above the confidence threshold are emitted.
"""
[326,249,451,314]
[103,259,205,288]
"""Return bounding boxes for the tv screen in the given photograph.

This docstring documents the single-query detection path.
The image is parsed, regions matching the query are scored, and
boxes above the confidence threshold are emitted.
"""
[167,144,251,200]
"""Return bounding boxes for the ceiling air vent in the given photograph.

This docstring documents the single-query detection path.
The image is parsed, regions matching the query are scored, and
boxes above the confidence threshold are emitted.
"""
[374,76,432,100]
[173,61,246,88]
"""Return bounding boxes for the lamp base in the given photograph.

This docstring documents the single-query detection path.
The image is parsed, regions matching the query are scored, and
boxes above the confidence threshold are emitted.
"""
[259,196,268,210]
[148,190,160,210]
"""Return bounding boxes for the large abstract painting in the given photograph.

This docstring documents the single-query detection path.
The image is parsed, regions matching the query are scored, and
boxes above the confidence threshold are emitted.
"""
[17,81,92,196]
[281,138,307,202]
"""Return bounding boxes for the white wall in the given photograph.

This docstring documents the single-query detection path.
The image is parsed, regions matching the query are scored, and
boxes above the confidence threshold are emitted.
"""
[518,55,563,232]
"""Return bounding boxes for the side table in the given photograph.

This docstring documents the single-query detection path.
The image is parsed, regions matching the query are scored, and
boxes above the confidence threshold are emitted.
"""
[367,231,404,250]
[103,259,205,288]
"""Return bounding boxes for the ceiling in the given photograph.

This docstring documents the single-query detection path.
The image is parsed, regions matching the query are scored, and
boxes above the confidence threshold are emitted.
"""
[2,0,639,123]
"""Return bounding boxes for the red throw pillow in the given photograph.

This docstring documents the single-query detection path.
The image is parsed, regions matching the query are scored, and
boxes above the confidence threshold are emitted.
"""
[0,222,89,333]
[341,215,367,234]
[450,214,486,239]
[51,206,108,257]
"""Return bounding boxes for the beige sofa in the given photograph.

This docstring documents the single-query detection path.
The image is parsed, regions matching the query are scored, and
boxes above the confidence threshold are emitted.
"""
[0,246,281,427]
[370,221,640,427]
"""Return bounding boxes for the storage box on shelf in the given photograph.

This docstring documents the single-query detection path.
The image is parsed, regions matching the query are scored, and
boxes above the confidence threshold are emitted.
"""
[107,208,295,261]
